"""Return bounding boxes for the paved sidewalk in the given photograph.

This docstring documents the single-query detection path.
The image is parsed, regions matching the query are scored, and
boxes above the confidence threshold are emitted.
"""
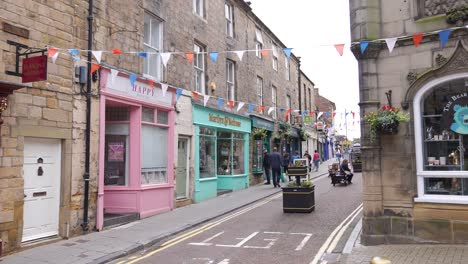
[1,159,334,264]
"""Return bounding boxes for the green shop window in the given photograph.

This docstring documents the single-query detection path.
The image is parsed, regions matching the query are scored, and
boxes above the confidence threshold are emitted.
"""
[199,128,216,179]
[252,140,267,173]
[217,131,245,175]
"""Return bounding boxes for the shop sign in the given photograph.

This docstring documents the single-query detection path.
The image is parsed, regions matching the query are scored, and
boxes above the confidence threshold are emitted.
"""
[251,116,274,131]
[22,55,47,83]
[290,127,299,138]
[303,115,312,124]
[106,73,172,105]
[209,114,241,127]
[442,92,468,134]
[316,121,324,131]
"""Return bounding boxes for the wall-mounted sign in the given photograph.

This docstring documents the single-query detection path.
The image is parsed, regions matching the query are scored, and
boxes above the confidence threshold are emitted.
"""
[442,92,468,134]
[209,114,241,127]
[251,116,274,131]
[108,142,124,161]
[303,115,312,124]
[22,55,47,83]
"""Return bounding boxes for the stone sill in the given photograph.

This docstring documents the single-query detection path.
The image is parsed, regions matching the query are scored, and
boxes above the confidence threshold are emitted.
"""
[415,196,468,205]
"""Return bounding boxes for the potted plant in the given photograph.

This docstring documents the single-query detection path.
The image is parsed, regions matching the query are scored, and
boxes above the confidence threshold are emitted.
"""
[299,127,308,141]
[363,105,409,142]
[282,179,315,213]
[278,121,292,141]
[252,128,267,140]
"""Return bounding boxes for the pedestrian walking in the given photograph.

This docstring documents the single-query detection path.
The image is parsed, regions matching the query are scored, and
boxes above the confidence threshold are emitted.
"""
[336,149,342,163]
[270,147,283,188]
[262,149,271,185]
[340,159,353,183]
[303,150,312,172]
[313,150,320,172]
[282,152,290,181]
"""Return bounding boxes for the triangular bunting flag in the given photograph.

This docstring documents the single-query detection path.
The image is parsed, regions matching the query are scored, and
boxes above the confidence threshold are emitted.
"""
[161,83,168,97]
[317,112,323,119]
[279,108,285,113]
[68,49,80,61]
[203,95,210,107]
[438,29,451,48]
[129,74,137,87]
[234,50,245,61]
[48,48,59,61]
[228,100,234,110]
[325,112,330,118]
[51,52,59,63]
[258,105,265,113]
[333,112,337,118]
[92,51,102,63]
[310,111,315,116]
[413,33,423,48]
[268,107,275,115]
[360,41,369,54]
[209,52,219,62]
[110,69,119,84]
[217,97,224,109]
[352,111,355,119]
[137,52,147,58]
[112,48,123,54]
[384,38,397,53]
[91,63,100,74]
[283,48,293,59]
[237,102,245,112]
[334,44,345,56]
[248,104,254,113]
[286,109,292,114]
[293,110,300,113]
[161,53,172,67]
[176,88,183,100]
[260,49,269,57]
[185,52,194,63]
[192,91,199,100]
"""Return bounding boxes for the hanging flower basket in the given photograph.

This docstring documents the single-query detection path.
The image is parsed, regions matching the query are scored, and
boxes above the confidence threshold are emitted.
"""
[363,105,409,142]
[252,128,267,140]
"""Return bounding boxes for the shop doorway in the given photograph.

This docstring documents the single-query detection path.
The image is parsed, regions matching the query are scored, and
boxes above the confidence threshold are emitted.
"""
[23,137,61,242]
[176,137,190,199]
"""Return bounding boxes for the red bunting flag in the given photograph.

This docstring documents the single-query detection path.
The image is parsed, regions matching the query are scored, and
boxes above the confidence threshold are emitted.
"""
[260,49,269,57]
[48,47,59,58]
[192,91,199,100]
[147,79,154,88]
[185,52,194,63]
[91,63,100,74]
[334,44,345,56]
[286,109,292,114]
[258,105,265,113]
[309,111,315,116]
[228,100,234,110]
[333,112,337,118]
[285,113,289,122]
[351,111,355,119]
[413,33,423,48]
[112,48,123,54]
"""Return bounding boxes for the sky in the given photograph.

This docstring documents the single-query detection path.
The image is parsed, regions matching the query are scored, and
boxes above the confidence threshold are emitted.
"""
[250,0,361,139]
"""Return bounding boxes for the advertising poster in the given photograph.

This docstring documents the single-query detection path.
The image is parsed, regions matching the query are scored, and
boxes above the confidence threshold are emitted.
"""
[108,142,124,161]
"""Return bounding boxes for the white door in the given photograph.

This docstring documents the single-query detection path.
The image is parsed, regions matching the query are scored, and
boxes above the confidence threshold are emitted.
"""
[176,138,189,199]
[23,137,61,242]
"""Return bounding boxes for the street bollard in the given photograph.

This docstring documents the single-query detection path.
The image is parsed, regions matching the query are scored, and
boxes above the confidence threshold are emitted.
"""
[370,256,391,264]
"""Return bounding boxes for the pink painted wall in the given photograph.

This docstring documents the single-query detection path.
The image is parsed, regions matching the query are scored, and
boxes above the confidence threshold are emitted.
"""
[96,68,176,230]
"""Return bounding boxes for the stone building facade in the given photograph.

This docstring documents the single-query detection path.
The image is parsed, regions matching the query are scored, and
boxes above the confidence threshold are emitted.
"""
[350,0,468,244]
[300,71,318,155]
[314,88,336,160]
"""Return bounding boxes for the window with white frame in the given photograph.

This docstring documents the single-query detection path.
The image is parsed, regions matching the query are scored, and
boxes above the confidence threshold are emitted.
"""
[272,45,278,71]
[194,0,204,17]
[414,74,468,202]
[255,28,263,59]
[143,13,162,81]
[257,76,263,109]
[226,60,236,101]
[225,2,234,37]
[194,43,205,94]
[272,85,277,119]
[285,59,290,80]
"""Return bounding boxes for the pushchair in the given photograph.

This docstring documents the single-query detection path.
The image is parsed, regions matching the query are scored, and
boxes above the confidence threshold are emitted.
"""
[328,163,350,186]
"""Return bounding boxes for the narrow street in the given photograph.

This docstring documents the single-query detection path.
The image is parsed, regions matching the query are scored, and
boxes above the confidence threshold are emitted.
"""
[112,173,362,264]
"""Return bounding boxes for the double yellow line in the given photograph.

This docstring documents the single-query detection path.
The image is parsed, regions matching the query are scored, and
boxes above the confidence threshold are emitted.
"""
[119,192,282,264]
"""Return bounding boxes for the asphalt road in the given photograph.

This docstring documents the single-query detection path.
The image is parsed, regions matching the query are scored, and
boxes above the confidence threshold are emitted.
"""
[112,173,362,264]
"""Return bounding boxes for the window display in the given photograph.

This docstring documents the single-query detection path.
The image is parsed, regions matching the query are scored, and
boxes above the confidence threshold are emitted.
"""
[105,124,129,186]
[252,140,264,172]
[199,128,216,178]
[216,131,245,175]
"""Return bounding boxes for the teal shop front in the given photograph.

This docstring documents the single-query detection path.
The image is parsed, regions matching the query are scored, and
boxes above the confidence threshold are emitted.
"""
[193,105,251,203]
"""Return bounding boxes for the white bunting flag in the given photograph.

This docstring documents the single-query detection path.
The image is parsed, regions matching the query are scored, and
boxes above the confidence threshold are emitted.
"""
[110,69,119,84]
[92,51,102,63]
[268,107,275,115]
[234,50,245,61]
[51,52,59,64]
[293,110,301,113]
[384,38,397,53]
[203,94,210,107]
[161,83,168,97]
[317,112,324,119]
[161,53,172,67]
[237,102,245,112]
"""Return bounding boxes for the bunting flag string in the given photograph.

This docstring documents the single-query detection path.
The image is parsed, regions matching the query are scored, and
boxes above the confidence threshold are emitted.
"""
[237,102,245,112]
[413,33,424,48]
[334,44,345,56]
[176,88,183,100]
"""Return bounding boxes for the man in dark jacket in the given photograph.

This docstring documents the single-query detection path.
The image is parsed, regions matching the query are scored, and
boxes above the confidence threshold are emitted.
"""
[263,150,271,184]
[270,147,283,188]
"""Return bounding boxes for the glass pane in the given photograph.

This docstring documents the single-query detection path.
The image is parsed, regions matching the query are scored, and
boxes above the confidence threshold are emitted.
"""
[232,132,243,139]
[199,135,216,178]
[232,139,245,174]
[217,139,232,175]
[151,19,160,48]
[104,128,129,186]
[200,127,214,135]
[157,111,169,124]
[142,107,154,122]
[106,106,130,121]
[217,131,231,138]
[424,177,465,195]
[141,125,168,185]
[144,14,150,44]
[252,140,264,172]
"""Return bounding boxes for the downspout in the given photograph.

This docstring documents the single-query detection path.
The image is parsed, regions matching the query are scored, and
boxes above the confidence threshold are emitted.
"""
[297,58,302,154]
[82,0,94,231]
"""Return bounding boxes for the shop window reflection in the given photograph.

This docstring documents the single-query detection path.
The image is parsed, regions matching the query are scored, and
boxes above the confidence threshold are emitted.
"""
[199,134,216,178]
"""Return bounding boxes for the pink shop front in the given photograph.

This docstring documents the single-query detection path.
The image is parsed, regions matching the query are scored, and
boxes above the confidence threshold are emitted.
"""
[96,68,175,230]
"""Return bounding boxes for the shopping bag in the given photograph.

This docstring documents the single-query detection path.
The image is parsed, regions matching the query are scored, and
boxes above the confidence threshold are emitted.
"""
[281,173,286,182]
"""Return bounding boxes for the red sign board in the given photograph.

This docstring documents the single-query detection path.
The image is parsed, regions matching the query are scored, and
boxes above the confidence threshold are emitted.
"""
[22,55,47,83]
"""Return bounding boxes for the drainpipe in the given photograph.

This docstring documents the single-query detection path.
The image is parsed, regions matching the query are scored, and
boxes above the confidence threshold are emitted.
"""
[82,0,94,231]
[297,58,302,155]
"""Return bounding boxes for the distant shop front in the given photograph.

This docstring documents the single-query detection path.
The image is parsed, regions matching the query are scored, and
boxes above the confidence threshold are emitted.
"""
[193,105,251,202]
[251,115,275,175]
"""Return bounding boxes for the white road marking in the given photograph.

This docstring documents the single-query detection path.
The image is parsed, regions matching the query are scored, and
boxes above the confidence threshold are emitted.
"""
[291,233,313,251]
[263,231,283,234]
[216,232,259,248]
[243,238,277,249]
[326,207,363,254]
[217,259,230,264]
[189,231,225,246]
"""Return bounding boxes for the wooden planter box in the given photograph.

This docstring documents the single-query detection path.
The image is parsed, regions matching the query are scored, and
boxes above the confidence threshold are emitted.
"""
[282,186,315,213]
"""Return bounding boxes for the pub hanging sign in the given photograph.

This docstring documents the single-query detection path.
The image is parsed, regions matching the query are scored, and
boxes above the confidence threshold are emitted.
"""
[22,55,47,83]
